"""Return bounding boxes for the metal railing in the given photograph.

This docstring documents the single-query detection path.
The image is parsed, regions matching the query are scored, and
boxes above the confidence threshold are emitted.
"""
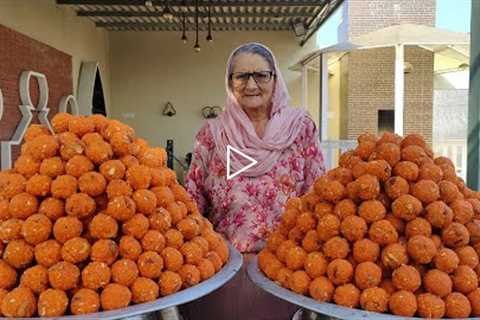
[434,140,467,180]
[320,139,357,170]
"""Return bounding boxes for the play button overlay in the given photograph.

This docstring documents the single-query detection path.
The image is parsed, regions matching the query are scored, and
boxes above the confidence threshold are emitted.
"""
[227,145,258,180]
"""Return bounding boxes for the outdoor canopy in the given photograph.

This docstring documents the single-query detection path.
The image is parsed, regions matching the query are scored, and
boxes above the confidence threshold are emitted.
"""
[292,24,470,136]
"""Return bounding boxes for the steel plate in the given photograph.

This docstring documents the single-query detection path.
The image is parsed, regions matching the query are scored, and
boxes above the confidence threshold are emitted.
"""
[1,244,242,320]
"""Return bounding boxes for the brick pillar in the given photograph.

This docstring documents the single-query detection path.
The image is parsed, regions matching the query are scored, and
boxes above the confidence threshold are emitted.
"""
[347,0,436,39]
[341,0,435,143]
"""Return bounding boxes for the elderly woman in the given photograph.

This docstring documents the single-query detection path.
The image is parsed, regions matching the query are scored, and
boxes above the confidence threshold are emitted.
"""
[181,43,325,320]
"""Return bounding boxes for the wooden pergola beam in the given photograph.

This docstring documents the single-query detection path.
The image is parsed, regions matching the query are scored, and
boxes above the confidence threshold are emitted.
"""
[300,0,343,46]
[78,10,315,18]
[58,0,323,6]
[96,21,291,30]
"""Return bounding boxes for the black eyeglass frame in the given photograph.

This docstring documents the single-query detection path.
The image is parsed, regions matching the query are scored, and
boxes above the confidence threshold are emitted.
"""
[229,70,276,87]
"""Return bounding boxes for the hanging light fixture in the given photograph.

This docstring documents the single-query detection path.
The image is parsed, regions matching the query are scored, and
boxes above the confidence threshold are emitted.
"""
[206,5,213,42]
[162,0,175,22]
[181,11,187,43]
[194,0,200,52]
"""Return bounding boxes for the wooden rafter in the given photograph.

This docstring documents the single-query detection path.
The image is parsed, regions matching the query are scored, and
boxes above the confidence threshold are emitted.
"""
[58,0,326,6]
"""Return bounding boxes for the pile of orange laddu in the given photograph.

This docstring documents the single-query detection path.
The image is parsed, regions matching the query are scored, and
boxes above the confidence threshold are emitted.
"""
[260,132,480,318]
[0,113,229,318]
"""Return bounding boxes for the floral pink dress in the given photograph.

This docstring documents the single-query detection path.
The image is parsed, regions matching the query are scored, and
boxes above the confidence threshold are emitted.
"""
[185,115,325,253]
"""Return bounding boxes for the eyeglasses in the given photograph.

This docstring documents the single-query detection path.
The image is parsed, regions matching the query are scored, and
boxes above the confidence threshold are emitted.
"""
[230,70,275,87]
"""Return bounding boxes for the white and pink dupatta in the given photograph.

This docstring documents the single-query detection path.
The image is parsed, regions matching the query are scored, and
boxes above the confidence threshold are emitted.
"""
[208,42,307,177]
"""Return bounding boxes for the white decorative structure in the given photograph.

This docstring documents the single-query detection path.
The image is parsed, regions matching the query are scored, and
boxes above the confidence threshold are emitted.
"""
[59,94,80,115]
[77,61,100,116]
[0,71,80,170]
[19,71,53,132]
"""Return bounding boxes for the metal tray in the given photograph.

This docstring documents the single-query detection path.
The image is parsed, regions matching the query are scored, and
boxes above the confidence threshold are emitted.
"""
[247,256,480,320]
[1,244,242,320]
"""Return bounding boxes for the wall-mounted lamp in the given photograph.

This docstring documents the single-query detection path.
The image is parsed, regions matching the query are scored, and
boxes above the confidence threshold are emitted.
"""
[404,62,413,74]
[292,21,307,37]
[162,102,176,117]
[202,106,221,119]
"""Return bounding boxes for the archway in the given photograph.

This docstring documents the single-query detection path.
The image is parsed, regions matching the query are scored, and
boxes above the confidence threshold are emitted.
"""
[92,70,106,115]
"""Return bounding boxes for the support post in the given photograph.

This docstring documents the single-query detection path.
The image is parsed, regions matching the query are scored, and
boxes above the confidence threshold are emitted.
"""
[320,53,329,141]
[394,44,405,136]
[467,0,480,189]
[301,64,308,110]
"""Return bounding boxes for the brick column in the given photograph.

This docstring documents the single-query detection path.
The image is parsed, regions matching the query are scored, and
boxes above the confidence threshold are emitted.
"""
[341,0,435,143]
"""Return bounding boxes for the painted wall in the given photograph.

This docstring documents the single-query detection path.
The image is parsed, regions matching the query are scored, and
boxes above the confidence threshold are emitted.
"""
[434,70,470,90]
[0,0,111,113]
[109,31,316,178]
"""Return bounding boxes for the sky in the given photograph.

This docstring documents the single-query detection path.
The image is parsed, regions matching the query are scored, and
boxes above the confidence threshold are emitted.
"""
[436,0,471,33]
[316,0,472,48]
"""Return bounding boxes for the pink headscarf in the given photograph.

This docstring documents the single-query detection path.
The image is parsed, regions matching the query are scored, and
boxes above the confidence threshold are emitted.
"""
[209,42,307,177]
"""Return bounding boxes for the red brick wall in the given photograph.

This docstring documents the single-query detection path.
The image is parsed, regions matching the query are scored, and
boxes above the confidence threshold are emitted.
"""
[0,24,72,159]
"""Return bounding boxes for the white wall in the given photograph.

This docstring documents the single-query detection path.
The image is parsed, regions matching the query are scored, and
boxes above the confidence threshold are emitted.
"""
[109,31,316,176]
[434,70,470,90]
[0,0,111,113]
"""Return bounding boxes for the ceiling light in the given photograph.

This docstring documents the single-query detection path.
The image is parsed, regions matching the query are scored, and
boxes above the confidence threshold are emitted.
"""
[194,0,200,52]
[404,62,413,74]
[206,5,213,42]
[162,5,174,22]
[181,12,187,43]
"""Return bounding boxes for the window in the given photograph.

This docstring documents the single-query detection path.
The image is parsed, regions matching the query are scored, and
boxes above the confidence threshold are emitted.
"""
[378,110,394,134]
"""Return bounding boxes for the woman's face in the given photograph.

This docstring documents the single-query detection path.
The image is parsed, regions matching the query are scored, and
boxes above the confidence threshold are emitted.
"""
[230,53,275,112]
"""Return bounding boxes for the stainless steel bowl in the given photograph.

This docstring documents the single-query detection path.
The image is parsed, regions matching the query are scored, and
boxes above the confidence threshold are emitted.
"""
[247,256,480,320]
[1,244,242,320]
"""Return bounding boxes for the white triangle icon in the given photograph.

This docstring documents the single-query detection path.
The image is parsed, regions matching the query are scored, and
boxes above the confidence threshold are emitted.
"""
[227,145,258,180]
